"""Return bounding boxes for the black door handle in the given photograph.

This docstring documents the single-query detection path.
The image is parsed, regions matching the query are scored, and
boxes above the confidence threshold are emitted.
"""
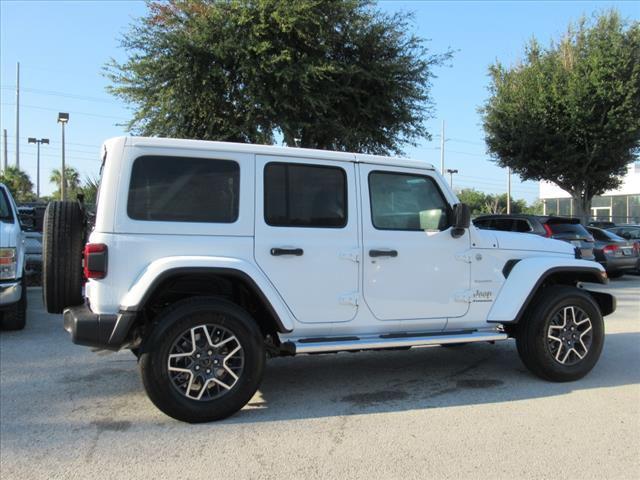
[270,248,304,256]
[369,249,398,258]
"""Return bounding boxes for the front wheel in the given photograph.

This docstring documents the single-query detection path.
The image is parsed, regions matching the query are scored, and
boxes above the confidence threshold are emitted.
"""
[516,286,604,382]
[139,297,265,423]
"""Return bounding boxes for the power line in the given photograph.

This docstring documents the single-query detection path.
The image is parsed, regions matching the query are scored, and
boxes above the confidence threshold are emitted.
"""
[1,85,115,104]
[1,102,127,121]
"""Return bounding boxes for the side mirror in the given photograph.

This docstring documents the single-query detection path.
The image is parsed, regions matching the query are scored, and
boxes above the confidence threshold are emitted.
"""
[451,203,470,238]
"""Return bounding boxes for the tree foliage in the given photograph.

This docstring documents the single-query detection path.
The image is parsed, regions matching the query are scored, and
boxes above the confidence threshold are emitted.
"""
[106,0,452,155]
[456,188,541,216]
[49,167,82,201]
[0,167,36,203]
[481,11,640,221]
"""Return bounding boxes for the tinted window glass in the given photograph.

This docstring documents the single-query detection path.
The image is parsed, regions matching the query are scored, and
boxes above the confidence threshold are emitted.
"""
[513,219,532,232]
[128,156,239,222]
[369,172,449,231]
[548,222,590,237]
[489,218,515,231]
[264,163,347,228]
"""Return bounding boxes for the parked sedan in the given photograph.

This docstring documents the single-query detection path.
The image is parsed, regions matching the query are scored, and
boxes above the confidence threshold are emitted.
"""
[586,226,640,277]
[472,214,595,260]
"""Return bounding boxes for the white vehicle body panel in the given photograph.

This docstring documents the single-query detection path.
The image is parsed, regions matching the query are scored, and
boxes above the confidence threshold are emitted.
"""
[487,257,605,323]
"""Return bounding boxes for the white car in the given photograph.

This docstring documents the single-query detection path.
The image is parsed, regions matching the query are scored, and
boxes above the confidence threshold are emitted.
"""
[0,183,27,330]
[43,137,615,423]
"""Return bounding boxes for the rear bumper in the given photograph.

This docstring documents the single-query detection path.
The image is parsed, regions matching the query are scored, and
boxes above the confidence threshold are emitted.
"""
[601,256,640,273]
[0,280,22,307]
[63,303,137,350]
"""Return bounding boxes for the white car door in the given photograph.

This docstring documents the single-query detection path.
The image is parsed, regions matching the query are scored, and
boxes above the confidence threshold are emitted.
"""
[254,156,360,324]
[359,164,471,325]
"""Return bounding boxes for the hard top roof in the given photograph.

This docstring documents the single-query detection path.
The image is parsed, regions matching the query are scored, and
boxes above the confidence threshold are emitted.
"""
[113,136,436,171]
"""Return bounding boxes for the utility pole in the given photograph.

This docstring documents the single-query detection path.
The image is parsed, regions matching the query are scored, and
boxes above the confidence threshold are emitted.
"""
[2,129,7,172]
[440,120,445,174]
[507,167,512,214]
[447,168,458,189]
[15,62,20,169]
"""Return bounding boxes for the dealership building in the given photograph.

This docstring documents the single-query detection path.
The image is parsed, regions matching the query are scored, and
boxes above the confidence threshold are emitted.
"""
[539,161,640,224]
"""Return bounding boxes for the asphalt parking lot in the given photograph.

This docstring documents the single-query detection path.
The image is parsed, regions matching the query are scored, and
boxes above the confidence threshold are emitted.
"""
[1,278,639,480]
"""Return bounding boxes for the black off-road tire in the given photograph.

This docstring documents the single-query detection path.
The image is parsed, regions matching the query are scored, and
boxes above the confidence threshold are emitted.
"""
[516,286,604,382]
[139,297,265,423]
[42,201,85,314]
[1,282,27,331]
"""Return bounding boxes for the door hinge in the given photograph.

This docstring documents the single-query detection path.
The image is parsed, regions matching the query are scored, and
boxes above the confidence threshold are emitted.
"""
[339,250,360,262]
[454,290,473,303]
[455,252,473,263]
[339,293,359,306]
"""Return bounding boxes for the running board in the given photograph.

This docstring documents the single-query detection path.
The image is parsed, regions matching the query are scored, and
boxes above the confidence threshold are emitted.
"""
[286,331,508,355]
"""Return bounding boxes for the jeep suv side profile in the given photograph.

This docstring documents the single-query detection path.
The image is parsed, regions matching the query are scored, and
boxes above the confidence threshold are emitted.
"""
[43,137,615,423]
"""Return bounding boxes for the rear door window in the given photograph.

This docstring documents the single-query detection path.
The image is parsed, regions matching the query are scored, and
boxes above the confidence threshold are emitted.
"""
[548,222,590,238]
[128,155,239,222]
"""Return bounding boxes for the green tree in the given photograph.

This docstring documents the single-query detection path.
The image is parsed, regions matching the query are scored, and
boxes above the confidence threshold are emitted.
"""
[80,176,100,205]
[106,0,452,155]
[49,167,81,201]
[481,11,640,222]
[456,188,487,215]
[0,167,36,202]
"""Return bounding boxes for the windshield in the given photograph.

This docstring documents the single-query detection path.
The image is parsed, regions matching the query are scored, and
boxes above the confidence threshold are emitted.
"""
[0,188,14,222]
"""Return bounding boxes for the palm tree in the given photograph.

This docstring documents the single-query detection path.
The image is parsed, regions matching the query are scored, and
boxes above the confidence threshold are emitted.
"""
[50,166,81,200]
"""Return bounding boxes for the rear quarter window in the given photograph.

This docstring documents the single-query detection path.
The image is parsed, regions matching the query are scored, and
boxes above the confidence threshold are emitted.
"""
[127,155,239,223]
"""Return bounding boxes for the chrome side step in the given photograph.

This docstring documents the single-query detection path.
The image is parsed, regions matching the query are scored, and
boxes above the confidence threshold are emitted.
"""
[287,331,508,354]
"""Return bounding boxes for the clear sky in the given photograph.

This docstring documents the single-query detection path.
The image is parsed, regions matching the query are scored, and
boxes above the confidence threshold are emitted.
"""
[1,0,638,199]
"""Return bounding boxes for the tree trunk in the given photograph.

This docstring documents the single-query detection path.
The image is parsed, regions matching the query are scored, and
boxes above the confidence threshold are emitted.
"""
[572,194,592,225]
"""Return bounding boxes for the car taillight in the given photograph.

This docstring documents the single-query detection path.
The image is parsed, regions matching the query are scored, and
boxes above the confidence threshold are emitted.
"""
[84,243,108,279]
[543,224,553,237]
[603,244,622,257]
[0,247,17,280]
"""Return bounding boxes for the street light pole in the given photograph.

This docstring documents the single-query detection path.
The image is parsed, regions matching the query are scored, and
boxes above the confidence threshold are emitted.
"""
[28,137,49,199]
[446,168,458,189]
[57,113,69,200]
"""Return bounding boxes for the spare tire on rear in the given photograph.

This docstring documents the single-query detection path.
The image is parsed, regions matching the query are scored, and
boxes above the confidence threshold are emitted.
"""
[43,201,85,314]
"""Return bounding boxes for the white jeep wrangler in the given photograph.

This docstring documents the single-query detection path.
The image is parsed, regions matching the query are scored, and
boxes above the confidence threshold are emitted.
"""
[43,137,615,423]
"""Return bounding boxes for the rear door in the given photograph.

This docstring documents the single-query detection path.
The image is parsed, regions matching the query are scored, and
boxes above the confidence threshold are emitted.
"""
[254,156,359,324]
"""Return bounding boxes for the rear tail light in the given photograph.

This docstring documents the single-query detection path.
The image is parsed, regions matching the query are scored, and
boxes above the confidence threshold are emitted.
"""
[84,243,108,279]
[543,224,553,237]
[0,247,17,280]
[603,244,622,257]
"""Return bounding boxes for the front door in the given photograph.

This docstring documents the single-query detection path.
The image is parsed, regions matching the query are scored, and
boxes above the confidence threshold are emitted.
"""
[359,165,471,326]
[254,156,359,324]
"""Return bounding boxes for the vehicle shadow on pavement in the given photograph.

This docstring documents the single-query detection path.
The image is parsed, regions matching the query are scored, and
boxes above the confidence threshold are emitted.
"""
[221,330,640,424]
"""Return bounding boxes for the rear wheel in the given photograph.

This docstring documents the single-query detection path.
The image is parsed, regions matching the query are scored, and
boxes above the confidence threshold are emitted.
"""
[42,201,85,314]
[516,286,604,382]
[139,297,265,423]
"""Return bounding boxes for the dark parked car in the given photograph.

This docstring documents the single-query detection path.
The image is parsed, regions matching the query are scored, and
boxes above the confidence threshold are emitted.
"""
[17,205,46,282]
[607,224,640,241]
[586,227,639,278]
[588,220,616,229]
[473,214,595,260]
